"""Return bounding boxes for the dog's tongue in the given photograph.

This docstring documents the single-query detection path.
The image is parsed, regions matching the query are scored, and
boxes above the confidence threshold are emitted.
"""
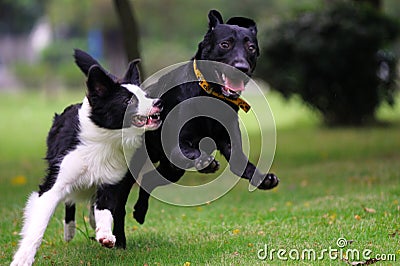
[224,76,245,92]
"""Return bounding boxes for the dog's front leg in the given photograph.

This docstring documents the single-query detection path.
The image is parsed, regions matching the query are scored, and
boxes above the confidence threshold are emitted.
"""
[173,139,220,173]
[94,186,117,248]
[218,123,279,190]
[95,177,137,249]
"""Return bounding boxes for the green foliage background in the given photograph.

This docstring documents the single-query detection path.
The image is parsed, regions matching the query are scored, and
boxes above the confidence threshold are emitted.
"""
[257,2,399,125]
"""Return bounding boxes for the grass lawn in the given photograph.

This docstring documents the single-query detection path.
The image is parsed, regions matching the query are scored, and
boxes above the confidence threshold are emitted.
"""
[0,89,399,265]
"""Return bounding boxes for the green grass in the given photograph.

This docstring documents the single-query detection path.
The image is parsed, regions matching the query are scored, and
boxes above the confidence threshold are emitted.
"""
[1,90,399,265]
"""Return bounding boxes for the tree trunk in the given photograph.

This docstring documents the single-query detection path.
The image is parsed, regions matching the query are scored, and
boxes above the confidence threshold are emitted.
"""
[113,0,144,76]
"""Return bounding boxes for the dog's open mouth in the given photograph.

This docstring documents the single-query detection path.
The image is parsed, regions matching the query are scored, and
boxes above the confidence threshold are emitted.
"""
[221,73,245,98]
[131,111,161,128]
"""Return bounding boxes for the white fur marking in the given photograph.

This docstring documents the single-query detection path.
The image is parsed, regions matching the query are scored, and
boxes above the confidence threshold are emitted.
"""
[122,84,154,116]
[95,208,116,247]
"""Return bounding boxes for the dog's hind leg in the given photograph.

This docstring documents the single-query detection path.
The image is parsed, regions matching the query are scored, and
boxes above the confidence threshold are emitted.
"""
[64,203,76,242]
[134,160,184,224]
[11,187,65,266]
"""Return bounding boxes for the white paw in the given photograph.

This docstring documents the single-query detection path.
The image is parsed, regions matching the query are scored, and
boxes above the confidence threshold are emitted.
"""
[96,229,116,248]
[94,208,114,248]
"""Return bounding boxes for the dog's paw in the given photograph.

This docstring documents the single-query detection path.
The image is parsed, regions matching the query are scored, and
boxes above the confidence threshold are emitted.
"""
[133,210,146,225]
[97,234,116,248]
[64,221,76,242]
[195,155,220,173]
[96,230,116,248]
[133,202,148,225]
[251,173,279,190]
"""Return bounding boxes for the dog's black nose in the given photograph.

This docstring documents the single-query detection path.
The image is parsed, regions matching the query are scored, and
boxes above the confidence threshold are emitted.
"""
[233,61,250,74]
[153,99,163,108]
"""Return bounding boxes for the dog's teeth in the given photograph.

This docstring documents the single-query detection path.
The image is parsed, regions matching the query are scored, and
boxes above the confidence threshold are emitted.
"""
[148,113,160,120]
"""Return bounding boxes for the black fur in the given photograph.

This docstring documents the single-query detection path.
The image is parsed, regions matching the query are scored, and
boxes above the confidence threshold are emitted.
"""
[109,10,279,248]
[86,65,138,129]
[39,104,81,196]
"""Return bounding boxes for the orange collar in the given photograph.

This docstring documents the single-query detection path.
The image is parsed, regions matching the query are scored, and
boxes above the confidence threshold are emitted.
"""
[193,60,251,113]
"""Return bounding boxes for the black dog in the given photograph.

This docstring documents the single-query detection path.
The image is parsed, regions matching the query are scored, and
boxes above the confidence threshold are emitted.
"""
[107,10,279,248]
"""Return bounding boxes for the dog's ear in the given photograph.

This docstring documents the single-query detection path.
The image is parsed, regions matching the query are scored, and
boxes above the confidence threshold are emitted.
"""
[208,10,223,30]
[120,59,141,86]
[193,10,223,60]
[86,65,117,98]
[226,17,258,35]
[74,49,101,76]
[74,49,119,81]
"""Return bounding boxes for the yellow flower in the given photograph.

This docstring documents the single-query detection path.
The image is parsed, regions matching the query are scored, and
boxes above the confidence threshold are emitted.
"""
[232,229,240,235]
[11,175,27,186]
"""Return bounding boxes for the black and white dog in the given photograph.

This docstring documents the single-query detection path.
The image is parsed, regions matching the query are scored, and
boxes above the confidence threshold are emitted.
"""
[106,10,280,248]
[11,49,162,266]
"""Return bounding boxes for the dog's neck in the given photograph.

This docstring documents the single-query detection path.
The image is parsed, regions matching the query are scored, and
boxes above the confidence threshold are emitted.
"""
[192,59,251,113]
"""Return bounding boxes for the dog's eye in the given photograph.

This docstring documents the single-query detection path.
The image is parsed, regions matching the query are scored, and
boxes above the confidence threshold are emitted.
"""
[248,44,257,53]
[219,41,231,49]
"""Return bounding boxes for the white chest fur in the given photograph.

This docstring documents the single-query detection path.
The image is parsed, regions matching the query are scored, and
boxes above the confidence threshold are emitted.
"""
[61,98,143,195]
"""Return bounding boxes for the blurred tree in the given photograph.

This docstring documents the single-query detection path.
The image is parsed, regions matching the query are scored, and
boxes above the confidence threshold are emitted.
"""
[113,0,143,75]
[257,2,399,126]
[45,0,129,75]
[9,0,400,91]
[0,0,47,34]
